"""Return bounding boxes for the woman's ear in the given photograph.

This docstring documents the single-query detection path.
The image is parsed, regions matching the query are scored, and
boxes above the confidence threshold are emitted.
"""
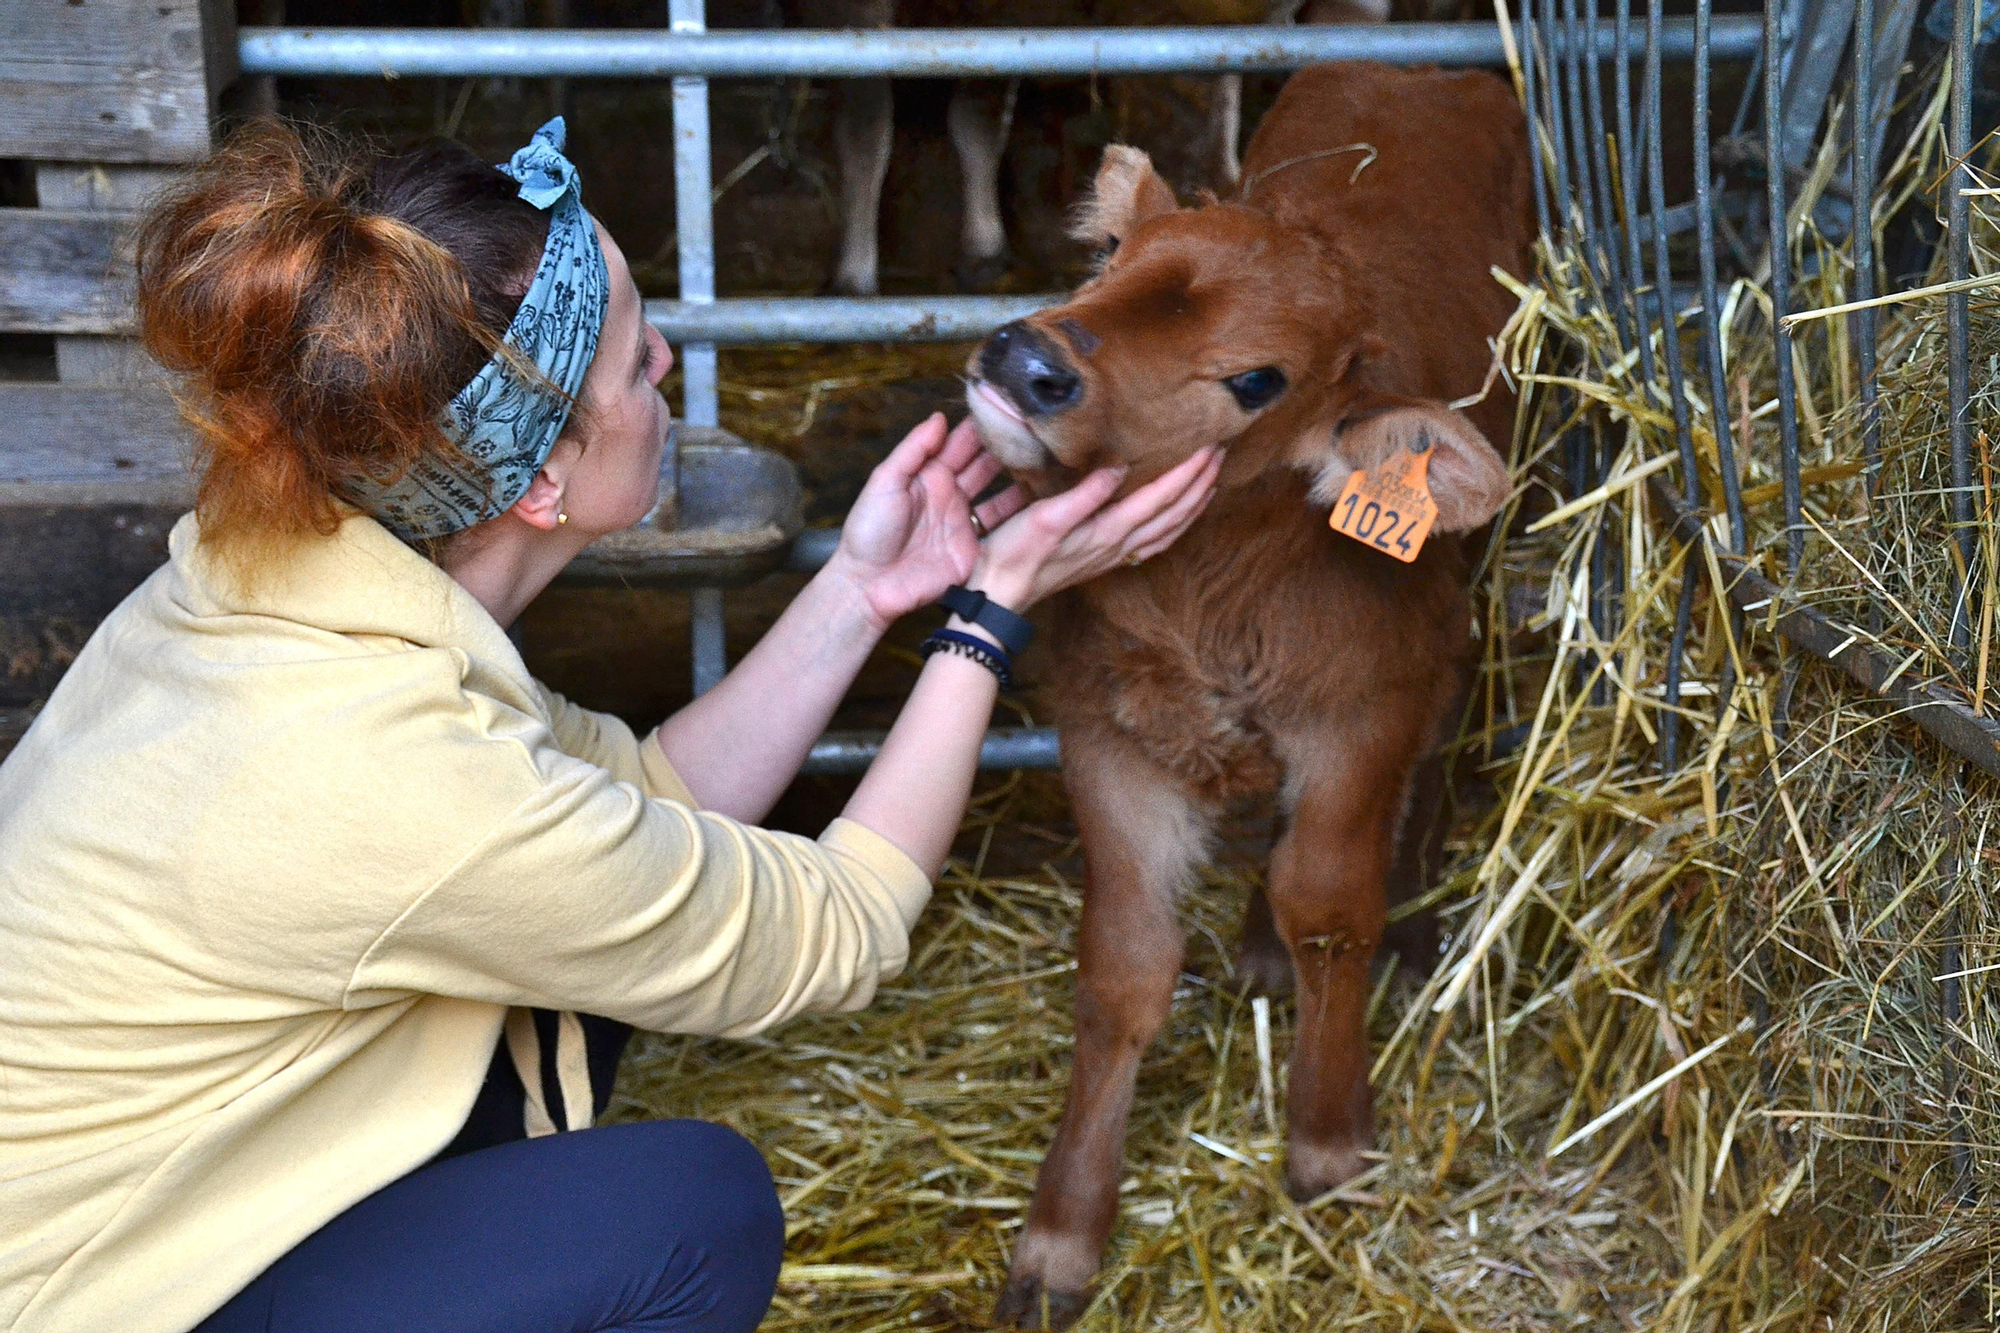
[1070,145,1177,251]
[509,437,582,532]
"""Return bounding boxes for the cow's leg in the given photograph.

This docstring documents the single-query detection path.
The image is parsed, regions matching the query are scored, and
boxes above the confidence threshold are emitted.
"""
[1267,714,1424,1200]
[809,0,896,295]
[1202,73,1244,191]
[947,79,1016,289]
[830,75,892,295]
[996,734,1212,1330]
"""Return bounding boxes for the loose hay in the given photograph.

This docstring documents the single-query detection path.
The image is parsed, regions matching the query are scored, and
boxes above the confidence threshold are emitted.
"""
[614,776,1702,1331]
[614,55,2000,1332]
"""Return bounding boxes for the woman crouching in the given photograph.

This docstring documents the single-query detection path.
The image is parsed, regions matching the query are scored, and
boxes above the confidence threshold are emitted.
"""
[0,119,1220,1333]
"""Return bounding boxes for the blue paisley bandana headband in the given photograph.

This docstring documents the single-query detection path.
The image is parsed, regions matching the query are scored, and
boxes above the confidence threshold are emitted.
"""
[343,118,611,542]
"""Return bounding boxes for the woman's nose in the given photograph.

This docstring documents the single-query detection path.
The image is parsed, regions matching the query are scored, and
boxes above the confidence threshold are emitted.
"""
[653,329,674,387]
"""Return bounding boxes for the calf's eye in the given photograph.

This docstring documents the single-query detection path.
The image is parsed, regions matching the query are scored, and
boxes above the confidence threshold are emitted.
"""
[1223,366,1287,410]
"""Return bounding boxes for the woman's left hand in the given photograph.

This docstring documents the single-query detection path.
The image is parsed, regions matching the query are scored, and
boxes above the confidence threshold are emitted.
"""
[825,413,1026,631]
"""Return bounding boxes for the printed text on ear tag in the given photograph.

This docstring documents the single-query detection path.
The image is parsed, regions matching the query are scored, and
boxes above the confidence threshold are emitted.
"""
[1329,436,1439,563]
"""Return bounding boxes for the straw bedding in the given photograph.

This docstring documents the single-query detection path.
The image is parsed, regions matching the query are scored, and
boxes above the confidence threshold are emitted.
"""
[613,57,1998,1332]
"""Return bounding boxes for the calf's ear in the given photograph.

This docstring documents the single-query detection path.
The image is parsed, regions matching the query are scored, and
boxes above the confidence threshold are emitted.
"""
[1304,401,1511,534]
[1071,145,1178,251]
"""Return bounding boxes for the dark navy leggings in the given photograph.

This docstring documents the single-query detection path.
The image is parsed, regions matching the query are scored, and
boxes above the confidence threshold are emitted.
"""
[194,1116,783,1332]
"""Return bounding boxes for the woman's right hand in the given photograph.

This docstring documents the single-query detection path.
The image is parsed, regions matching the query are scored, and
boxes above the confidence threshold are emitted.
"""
[966,445,1224,612]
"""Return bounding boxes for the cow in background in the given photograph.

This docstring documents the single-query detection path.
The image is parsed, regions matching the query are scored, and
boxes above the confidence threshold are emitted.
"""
[805,0,1394,297]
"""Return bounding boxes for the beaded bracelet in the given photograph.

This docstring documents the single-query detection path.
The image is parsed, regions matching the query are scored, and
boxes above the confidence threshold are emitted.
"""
[920,628,1016,692]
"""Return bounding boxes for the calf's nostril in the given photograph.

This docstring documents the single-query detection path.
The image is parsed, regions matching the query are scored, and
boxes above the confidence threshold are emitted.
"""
[981,320,1084,417]
[1025,368,1081,412]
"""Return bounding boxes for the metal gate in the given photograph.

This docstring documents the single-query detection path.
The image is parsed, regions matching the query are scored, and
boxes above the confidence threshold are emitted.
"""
[1507,0,2000,785]
[239,3,1904,779]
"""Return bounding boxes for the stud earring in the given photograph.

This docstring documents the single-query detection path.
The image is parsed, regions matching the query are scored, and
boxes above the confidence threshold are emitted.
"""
[557,511,569,525]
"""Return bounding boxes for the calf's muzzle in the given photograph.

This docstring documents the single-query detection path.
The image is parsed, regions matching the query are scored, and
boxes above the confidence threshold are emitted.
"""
[980,321,1083,416]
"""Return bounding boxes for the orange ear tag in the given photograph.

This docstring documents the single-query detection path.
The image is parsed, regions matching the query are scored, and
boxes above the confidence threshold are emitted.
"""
[1328,440,1439,563]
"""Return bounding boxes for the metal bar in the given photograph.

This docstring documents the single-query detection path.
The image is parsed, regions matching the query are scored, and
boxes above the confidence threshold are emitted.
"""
[1522,0,1554,239]
[1579,0,1622,690]
[1651,476,2000,779]
[672,0,726,697]
[1647,0,1696,497]
[1864,0,1921,178]
[689,585,729,694]
[1853,0,1882,513]
[804,726,1060,774]
[1766,0,1804,577]
[1693,0,1747,554]
[1581,0,1631,326]
[1948,0,1977,652]
[645,293,1056,344]
[671,0,718,430]
[1561,0,1600,263]
[1554,0,1605,695]
[1661,569,1701,769]
[1586,0,1630,699]
[1614,0,1657,391]
[1540,22,1576,233]
[1649,0,1701,772]
[238,19,1765,79]
[1777,0,1858,179]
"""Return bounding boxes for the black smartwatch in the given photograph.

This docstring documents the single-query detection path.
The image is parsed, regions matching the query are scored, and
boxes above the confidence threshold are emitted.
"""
[936,585,1035,658]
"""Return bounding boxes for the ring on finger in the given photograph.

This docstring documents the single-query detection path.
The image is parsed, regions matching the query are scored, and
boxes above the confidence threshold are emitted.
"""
[1123,551,1144,567]
[970,510,988,539]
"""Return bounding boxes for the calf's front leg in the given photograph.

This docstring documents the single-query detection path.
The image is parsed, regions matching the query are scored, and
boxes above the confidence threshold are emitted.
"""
[996,733,1212,1330]
[1269,716,1423,1198]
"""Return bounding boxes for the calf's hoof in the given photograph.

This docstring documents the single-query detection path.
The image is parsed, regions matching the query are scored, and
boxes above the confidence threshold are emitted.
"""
[993,1275,1091,1330]
[995,1229,1100,1329]
[1284,1136,1372,1203]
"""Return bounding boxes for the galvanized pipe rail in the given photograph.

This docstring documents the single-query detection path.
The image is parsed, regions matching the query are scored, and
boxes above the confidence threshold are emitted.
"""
[238,20,1762,79]
[243,13,1763,774]
[641,294,1056,346]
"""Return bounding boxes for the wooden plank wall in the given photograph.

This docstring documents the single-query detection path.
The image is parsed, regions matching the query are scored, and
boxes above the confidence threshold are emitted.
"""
[2,0,235,703]
[0,1,231,482]
[28,165,184,387]
[0,0,235,165]
[0,209,140,336]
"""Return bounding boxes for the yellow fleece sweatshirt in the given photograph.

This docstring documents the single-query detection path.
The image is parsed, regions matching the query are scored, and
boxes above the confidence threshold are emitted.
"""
[0,512,931,1333]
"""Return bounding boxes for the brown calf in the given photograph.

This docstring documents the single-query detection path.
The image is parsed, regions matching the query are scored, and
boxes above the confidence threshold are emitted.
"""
[962,62,1531,1327]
